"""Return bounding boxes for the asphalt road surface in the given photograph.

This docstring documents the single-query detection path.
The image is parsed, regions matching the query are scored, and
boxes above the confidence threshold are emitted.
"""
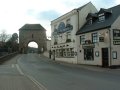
[0,55,43,90]
[17,54,120,90]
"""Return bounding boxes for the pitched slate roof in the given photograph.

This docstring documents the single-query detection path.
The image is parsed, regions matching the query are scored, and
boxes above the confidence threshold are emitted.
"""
[76,5,120,35]
[19,24,46,30]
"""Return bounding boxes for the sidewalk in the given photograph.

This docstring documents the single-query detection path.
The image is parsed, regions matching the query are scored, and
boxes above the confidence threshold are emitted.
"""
[40,55,120,72]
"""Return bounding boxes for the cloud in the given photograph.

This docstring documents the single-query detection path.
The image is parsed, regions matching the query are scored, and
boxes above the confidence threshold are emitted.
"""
[0,0,119,37]
[36,10,60,21]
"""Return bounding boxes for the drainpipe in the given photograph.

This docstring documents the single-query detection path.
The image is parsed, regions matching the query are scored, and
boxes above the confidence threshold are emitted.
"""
[77,9,79,31]
[108,28,112,67]
[76,9,79,64]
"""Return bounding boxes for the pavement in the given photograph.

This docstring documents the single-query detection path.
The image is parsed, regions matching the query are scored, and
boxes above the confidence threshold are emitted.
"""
[40,54,120,71]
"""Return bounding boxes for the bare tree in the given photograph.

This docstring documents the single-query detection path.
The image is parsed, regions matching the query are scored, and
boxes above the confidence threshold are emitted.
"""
[0,30,8,42]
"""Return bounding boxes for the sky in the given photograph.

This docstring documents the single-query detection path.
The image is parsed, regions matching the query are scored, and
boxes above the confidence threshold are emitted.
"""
[0,0,120,38]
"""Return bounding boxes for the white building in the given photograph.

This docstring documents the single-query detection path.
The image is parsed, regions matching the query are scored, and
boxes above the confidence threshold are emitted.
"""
[51,2,97,64]
[76,4,120,67]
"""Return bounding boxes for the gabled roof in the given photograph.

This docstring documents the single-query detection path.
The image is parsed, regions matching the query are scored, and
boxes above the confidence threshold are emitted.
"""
[86,13,98,20]
[98,8,112,14]
[19,24,46,30]
[51,2,92,23]
[76,4,120,35]
[77,2,91,10]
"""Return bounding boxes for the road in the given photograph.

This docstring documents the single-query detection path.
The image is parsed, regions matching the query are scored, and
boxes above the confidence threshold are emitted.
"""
[1,54,120,90]
[0,55,43,90]
[18,54,120,90]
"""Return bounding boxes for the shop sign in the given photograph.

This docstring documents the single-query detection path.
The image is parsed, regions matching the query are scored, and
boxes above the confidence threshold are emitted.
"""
[113,29,120,45]
[113,29,120,40]
[113,41,120,45]
[82,44,95,49]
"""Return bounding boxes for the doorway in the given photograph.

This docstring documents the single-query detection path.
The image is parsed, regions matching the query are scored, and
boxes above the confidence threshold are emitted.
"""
[53,50,55,60]
[102,48,109,67]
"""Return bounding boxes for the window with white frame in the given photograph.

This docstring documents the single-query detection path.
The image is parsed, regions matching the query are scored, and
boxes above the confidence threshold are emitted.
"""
[84,48,94,60]
[54,35,58,45]
[88,18,92,25]
[66,32,71,42]
[92,33,98,43]
[80,35,85,44]
[98,13,105,22]
[66,32,71,39]
[56,48,74,58]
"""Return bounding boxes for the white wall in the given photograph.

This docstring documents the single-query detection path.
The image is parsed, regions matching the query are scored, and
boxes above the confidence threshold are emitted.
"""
[110,16,120,65]
[77,29,110,66]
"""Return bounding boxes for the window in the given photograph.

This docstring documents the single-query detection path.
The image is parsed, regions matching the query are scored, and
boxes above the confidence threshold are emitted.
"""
[98,13,105,22]
[88,18,92,25]
[112,51,117,59]
[66,32,71,43]
[66,32,71,39]
[56,48,74,58]
[80,35,85,44]
[92,33,98,43]
[84,49,94,60]
[54,35,58,45]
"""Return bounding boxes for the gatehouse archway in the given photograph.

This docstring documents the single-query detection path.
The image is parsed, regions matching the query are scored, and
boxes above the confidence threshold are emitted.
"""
[19,24,47,54]
[28,41,38,53]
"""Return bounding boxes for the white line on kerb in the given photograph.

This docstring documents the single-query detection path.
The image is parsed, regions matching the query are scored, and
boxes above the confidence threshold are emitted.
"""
[12,64,15,68]
[27,75,47,90]
[15,64,47,90]
[15,64,24,75]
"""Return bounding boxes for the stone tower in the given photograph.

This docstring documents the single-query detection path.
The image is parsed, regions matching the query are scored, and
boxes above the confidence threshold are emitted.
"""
[19,24,47,53]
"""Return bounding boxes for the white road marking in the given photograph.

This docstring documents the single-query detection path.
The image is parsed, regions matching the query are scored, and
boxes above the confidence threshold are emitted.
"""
[15,64,47,90]
[15,64,24,75]
[27,75,47,90]
[11,64,15,68]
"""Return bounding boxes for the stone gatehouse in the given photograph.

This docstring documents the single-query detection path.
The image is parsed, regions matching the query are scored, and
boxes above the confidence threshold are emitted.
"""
[19,24,47,53]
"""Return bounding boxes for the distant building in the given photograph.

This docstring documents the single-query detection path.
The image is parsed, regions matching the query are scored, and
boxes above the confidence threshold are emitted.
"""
[46,39,51,51]
[76,5,120,67]
[19,24,47,54]
[51,2,97,63]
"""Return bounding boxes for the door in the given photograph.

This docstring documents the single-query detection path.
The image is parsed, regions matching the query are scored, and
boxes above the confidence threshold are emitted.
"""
[53,50,55,60]
[102,48,109,67]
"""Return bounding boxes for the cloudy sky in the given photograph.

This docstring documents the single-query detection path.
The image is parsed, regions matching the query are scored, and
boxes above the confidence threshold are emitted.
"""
[0,0,120,37]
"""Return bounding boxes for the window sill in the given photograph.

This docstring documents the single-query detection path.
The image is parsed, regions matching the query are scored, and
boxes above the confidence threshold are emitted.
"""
[56,56,74,58]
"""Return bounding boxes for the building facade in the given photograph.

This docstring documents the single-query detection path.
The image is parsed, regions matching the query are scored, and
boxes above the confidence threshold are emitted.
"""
[51,2,97,64]
[76,5,120,67]
[19,24,47,54]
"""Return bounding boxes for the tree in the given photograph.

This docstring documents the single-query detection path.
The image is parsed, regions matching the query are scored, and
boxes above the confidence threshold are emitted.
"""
[5,33,19,52]
[0,30,8,42]
[11,33,18,43]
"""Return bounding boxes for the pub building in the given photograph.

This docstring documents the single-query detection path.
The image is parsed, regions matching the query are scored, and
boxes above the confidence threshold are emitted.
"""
[51,2,97,64]
[76,4,120,67]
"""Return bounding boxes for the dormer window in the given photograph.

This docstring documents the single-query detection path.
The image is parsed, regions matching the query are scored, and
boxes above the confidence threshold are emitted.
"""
[98,13,105,22]
[88,18,92,25]
[86,13,98,25]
